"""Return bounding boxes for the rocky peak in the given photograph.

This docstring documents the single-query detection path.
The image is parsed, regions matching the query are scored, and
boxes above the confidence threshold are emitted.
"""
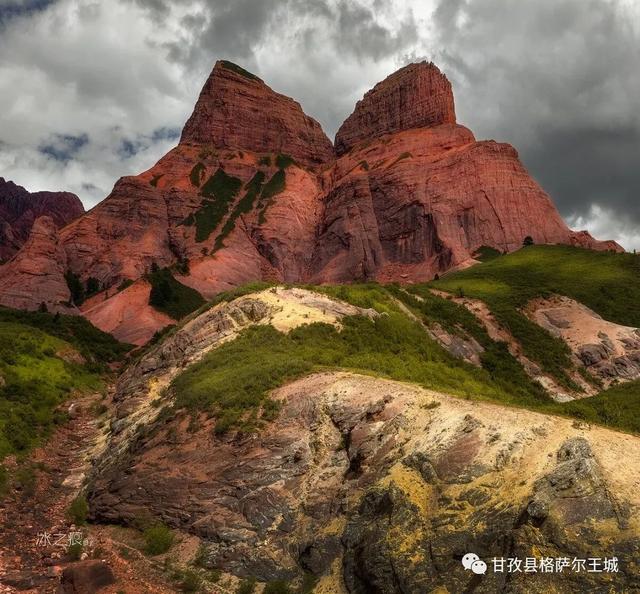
[180,60,334,167]
[335,61,456,155]
[0,177,84,261]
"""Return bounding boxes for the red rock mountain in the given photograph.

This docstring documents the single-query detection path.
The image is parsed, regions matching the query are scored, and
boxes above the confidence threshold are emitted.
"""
[0,177,84,261]
[0,60,621,341]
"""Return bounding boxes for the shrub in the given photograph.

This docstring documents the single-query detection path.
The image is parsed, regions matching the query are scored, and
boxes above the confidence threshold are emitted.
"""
[264,581,292,594]
[65,270,85,305]
[523,235,535,247]
[14,465,37,496]
[0,465,8,498]
[143,522,175,555]
[85,277,100,297]
[172,568,202,592]
[275,153,295,169]
[190,163,206,187]
[67,542,83,561]
[147,268,205,320]
[236,577,257,594]
[67,495,89,525]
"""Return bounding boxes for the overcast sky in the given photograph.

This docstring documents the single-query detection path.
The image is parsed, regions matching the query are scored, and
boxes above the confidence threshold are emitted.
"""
[0,0,638,249]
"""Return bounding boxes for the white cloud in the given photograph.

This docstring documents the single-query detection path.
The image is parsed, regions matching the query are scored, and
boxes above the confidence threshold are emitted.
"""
[568,205,640,251]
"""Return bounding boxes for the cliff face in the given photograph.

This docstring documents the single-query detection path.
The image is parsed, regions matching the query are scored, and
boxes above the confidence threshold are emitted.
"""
[0,177,84,261]
[0,60,621,339]
[0,216,73,313]
[334,62,456,155]
[180,60,334,167]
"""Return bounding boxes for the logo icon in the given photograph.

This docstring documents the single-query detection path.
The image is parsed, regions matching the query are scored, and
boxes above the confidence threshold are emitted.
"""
[462,553,487,575]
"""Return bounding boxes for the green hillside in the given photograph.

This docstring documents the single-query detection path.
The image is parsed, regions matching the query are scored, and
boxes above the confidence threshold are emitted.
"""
[168,247,640,436]
[0,310,132,497]
[430,246,640,389]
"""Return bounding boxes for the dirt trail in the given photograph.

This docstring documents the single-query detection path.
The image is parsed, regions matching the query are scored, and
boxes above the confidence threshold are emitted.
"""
[0,391,177,594]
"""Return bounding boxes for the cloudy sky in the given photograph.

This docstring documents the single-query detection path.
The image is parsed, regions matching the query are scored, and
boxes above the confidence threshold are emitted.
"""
[0,0,638,249]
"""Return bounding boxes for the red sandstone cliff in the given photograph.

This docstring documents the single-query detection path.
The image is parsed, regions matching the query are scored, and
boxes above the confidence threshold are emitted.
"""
[181,60,334,168]
[0,216,74,313]
[0,178,84,261]
[335,62,456,155]
[0,60,622,340]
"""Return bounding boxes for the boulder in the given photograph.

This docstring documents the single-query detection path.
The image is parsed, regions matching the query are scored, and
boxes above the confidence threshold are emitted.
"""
[58,561,115,594]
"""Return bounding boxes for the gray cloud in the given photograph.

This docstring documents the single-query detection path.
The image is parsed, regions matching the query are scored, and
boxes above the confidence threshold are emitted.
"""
[428,0,640,247]
[0,0,637,249]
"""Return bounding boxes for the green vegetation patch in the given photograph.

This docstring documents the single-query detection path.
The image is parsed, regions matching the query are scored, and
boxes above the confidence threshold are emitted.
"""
[219,60,261,81]
[143,522,175,555]
[388,151,412,168]
[147,268,205,320]
[275,153,296,169]
[67,495,89,525]
[150,174,163,188]
[474,246,502,262]
[213,171,265,252]
[257,169,287,224]
[548,380,640,434]
[64,272,101,306]
[0,307,130,363]
[185,168,243,242]
[189,162,205,187]
[0,322,103,460]
[430,245,640,389]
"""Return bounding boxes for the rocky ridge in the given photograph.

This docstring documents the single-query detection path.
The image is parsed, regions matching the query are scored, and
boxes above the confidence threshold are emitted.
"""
[0,60,622,342]
[0,177,83,261]
[77,288,640,593]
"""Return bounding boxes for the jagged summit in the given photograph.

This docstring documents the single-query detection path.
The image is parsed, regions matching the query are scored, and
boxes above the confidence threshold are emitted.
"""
[180,60,334,167]
[0,177,84,261]
[335,61,457,155]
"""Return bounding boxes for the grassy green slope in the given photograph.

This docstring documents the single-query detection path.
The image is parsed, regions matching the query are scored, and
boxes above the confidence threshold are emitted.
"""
[170,286,553,435]
[0,321,107,461]
[430,246,640,389]
[0,306,131,366]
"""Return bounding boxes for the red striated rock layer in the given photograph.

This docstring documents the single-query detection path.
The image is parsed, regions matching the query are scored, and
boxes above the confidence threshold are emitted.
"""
[180,60,334,168]
[0,177,84,261]
[0,60,623,339]
[0,216,74,313]
[335,62,456,155]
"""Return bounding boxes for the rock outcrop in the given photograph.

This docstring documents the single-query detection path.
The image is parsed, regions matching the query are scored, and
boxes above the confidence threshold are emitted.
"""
[180,60,334,167]
[88,366,640,592]
[0,60,622,338]
[528,295,640,387]
[0,216,74,313]
[0,177,84,261]
[334,62,456,155]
